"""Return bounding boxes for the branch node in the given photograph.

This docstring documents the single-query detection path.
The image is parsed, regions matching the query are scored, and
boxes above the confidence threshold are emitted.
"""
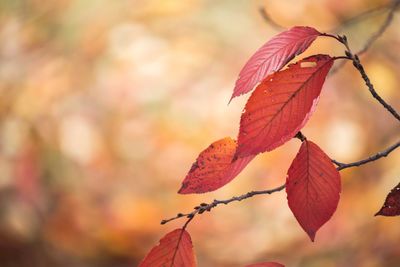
[295,131,306,142]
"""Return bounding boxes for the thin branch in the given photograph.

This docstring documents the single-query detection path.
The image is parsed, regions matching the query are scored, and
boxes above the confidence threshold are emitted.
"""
[161,185,286,225]
[357,0,400,56]
[258,7,286,31]
[332,139,400,170]
[330,0,399,74]
[351,54,400,121]
[330,4,389,33]
[162,139,400,225]
[259,1,398,34]
[332,32,400,122]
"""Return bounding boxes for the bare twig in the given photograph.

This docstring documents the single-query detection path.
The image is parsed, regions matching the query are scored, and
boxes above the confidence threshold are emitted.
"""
[258,7,286,31]
[259,1,399,34]
[161,185,286,225]
[351,54,400,121]
[330,34,400,122]
[162,139,400,225]
[357,0,400,55]
[331,4,388,33]
[332,139,400,170]
[330,0,399,74]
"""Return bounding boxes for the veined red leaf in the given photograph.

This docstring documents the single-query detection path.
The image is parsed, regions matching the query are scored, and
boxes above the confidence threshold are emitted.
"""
[230,26,321,101]
[375,182,400,216]
[245,262,285,267]
[179,137,254,194]
[139,229,196,267]
[286,140,341,241]
[236,55,333,158]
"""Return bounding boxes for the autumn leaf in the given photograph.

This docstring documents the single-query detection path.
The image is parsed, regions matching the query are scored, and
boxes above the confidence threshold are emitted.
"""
[245,262,285,267]
[179,137,254,194]
[230,26,321,101]
[375,182,400,216]
[139,229,196,267]
[286,140,341,241]
[236,55,333,158]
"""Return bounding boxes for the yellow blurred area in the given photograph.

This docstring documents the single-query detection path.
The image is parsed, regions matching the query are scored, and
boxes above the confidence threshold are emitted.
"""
[0,0,399,266]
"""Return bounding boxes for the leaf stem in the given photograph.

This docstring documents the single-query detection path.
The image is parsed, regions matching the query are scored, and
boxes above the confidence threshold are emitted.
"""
[320,32,343,43]
[169,216,194,267]
[332,56,351,61]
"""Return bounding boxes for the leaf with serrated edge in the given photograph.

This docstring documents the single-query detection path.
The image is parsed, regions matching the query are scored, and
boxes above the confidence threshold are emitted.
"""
[179,137,254,194]
[286,140,341,241]
[236,55,333,158]
[375,182,400,216]
[231,26,321,101]
[139,229,196,267]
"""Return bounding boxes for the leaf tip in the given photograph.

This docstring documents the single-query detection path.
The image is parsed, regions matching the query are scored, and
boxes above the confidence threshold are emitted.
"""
[178,182,190,194]
[228,94,235,105]
[178,189,191,195]
[308,231,316,242]
[374,210,384,217]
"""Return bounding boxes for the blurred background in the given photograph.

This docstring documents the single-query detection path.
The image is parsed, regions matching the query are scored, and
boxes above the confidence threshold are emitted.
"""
[0,0,399,266]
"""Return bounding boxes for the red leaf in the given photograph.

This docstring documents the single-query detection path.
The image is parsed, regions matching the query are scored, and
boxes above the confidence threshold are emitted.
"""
[286,140,341,241]
[236,55,333,158]
[375,182,400,216]
[139,229,196,267]
[245,262,285,267]
[231,26,321,101]
[179,137,254,194]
